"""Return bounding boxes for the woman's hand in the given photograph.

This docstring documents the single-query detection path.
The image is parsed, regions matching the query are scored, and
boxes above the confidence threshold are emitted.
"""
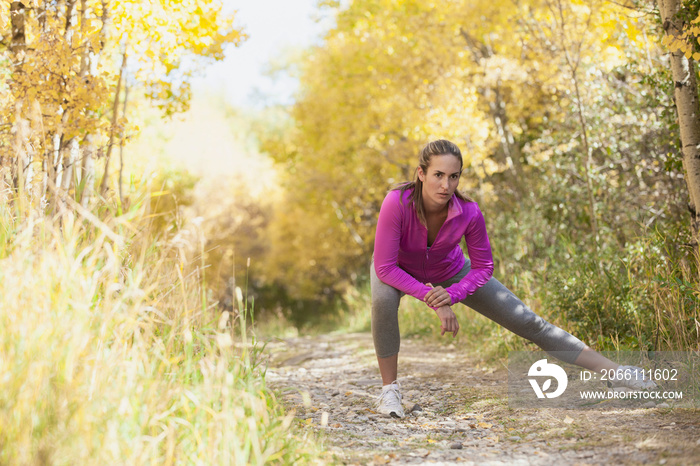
[424,283,452,308]
[435,305,459,337]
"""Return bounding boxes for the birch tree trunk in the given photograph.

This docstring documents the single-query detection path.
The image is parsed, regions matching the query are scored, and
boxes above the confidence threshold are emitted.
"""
[81,135,96,208]
[61,138,78,193]
[9,1,26,196]
[100,50,127,196]
[53,1,81,198]
[13,103,27,206]
[118,81,129,207]
[52,132,63,191]
[659,0,700,259]
[79,0,96,207]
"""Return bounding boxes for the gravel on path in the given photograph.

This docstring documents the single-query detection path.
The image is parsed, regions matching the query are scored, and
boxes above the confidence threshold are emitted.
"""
[266,333,700,465]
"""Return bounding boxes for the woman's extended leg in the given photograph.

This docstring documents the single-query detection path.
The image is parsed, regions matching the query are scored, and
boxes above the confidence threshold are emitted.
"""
[436,260,613,369]
[460,276,587,364]
[436,261,656,389]
[574,347,618,372]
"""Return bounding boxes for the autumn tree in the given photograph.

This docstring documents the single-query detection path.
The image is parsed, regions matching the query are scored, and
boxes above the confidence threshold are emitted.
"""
[659,0,700,262]
[255,0,687,322]
[0,0,244,210]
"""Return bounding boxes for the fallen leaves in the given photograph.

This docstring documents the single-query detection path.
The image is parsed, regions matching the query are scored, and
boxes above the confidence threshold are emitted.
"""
[371,453,400,465]
[468,421,493,429]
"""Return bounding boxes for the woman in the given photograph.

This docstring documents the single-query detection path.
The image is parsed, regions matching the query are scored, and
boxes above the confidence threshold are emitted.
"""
[371,139,654,418]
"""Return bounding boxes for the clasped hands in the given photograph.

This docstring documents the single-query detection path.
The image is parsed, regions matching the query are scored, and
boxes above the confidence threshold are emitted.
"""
[425,284,459,337]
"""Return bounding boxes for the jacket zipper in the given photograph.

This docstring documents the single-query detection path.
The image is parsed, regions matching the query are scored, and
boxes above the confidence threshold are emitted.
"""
[424,248,429,284]
[423,223,430,283]
[424,219,447,284]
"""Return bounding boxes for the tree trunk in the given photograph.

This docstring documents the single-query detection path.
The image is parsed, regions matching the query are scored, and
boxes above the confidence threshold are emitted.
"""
[488,84,525,199]
[100,50,127,196]
[570,66,599,247]
[61,138,78,194]
[100,0,111,44]
[13,103,27,209]
[9,2,26,201]
[78,0,96,207]
[548,0,599,249]
[10,1,26,55]
[37,0,47,33]
[52,132,63,188]
[81,135,96,208]
[23,137,35,202]
[458,28,525,199]
[118,80,130,207]
[64,0,78,40]
[41,154,48,209]
[659,0,700,258]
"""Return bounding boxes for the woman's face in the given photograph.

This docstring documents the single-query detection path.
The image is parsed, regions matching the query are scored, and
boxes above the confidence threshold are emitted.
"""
[417,154,462,210]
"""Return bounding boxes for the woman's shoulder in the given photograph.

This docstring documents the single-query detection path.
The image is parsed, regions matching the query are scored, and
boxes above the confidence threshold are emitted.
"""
[383,185,413,206]
[455,195,479,208]
[452,195,484,218]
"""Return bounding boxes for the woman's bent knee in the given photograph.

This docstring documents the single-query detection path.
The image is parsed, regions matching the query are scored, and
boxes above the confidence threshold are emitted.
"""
[372,296,399,316]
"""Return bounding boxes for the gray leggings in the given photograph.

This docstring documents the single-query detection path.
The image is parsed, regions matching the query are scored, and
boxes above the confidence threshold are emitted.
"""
[371,259,586,364]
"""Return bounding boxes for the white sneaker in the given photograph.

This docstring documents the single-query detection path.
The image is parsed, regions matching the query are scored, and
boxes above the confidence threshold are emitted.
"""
[609,365,658,390]
[376,381,405,418]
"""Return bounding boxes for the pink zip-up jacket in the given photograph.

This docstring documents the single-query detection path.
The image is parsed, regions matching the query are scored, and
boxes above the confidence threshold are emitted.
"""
[373,187,494,306]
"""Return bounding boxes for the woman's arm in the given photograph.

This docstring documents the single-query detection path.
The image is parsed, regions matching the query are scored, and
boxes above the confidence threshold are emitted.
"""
[374,190,433,302]
[444,205,494,304]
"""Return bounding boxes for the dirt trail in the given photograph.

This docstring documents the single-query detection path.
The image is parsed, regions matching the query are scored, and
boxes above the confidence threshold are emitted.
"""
[266,333,700,465]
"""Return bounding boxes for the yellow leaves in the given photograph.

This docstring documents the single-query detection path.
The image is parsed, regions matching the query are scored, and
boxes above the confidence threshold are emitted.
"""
[256,0,677,303]
[664,34,699,60]
[660,13,700,60]
[112,0,245,89]
[84,17,103,35]
[600,45,625,68]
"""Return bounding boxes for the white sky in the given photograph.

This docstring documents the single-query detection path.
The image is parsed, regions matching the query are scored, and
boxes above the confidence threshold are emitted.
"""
[193,0,332,107]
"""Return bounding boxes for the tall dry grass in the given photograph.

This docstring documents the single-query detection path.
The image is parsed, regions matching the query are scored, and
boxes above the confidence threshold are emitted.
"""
[0,186,319,465]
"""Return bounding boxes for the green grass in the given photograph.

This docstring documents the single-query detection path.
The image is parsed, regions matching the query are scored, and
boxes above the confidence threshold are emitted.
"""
[0,194,320,465]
